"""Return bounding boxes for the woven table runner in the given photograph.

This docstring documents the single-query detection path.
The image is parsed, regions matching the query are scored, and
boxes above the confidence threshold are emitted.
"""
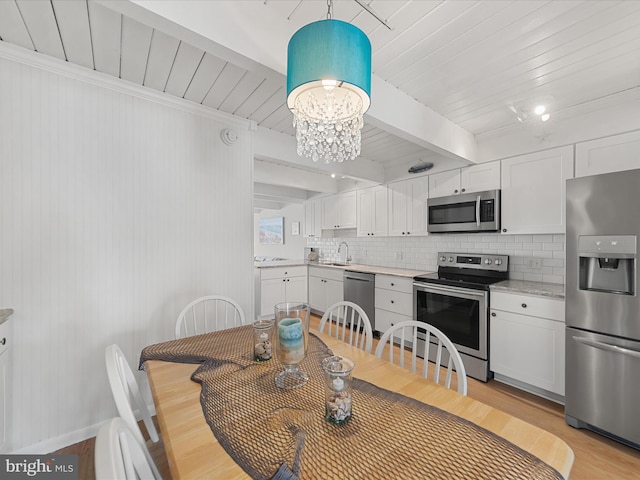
[140,326,564,480]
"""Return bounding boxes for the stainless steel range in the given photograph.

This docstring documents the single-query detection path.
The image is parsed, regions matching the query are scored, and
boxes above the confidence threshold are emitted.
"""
[413,252,509,382]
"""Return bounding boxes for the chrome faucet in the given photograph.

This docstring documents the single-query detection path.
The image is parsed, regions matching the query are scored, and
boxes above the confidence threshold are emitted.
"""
[338,241,352,264]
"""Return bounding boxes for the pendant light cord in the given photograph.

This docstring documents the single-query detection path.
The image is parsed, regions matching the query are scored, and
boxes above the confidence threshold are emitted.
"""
[327,0,333,19]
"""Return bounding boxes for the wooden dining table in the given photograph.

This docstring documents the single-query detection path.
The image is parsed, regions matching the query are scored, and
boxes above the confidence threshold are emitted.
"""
[144,330,574,480]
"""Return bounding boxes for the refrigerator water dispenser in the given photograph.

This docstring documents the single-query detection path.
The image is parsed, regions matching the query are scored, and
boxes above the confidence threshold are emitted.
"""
[578,235,636,295]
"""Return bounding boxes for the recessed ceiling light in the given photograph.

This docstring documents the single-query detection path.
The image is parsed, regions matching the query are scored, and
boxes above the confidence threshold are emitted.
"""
[330,173,336,178]
[534,105,546,115]
[541,113,550,122]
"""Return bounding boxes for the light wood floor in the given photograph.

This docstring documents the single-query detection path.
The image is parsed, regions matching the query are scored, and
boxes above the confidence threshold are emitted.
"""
[56,315,640,479]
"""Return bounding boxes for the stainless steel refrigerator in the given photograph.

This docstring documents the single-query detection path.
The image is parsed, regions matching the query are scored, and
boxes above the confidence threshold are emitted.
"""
[565,169,640,449]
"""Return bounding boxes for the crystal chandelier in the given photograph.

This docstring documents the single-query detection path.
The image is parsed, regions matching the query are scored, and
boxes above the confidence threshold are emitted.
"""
[286,1,371,163]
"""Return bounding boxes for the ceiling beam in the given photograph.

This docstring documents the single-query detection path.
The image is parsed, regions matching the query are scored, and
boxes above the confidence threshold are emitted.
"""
[108,0,478,163]
[254,182,308,203]
[254,127,385,186]
[254,155,337,195]
[366,76,478,164]
[253,198,288,211]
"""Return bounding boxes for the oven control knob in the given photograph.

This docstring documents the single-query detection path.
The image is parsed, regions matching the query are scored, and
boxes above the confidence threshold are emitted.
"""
[494,259,502,265]
[484,259,492,265]
[448,256,454,262]
[440,256,446,262]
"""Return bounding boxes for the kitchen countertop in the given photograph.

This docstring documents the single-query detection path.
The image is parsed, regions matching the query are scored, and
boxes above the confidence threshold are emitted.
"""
[0,308,14,325]
[491,280,565,299]
[254,259,308,268]
[255,260,431,278]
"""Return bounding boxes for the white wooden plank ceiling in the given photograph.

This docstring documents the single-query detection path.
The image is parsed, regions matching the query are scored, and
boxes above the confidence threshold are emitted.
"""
[1,0,639,208]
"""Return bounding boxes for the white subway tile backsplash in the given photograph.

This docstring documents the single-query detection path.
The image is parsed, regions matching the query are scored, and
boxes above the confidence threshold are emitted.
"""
[523,272,544,282]
[309,233,566,284]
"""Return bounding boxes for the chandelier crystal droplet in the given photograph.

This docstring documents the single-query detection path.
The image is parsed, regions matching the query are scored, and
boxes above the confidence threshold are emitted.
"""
[292,88,363,163]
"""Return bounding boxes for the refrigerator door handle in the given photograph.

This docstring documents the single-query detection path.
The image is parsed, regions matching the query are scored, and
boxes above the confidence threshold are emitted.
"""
[572,335,640,359]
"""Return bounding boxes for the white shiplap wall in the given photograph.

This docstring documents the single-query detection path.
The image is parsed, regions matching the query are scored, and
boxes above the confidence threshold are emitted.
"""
[0,55,254,452]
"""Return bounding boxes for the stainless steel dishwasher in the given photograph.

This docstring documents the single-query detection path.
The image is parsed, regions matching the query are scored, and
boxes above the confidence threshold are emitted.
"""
[343,270,375,331]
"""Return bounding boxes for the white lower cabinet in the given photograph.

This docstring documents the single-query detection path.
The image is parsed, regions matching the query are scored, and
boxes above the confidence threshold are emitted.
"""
[256,266,308,318]
[374,275,413,334]
[308,266,343,314]
[490,291,565,400]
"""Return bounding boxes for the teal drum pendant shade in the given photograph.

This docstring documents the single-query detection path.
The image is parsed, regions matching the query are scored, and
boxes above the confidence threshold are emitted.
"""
[287,19,371,163]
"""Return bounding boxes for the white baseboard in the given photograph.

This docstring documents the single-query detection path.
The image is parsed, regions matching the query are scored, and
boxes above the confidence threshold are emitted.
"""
[10,422,105,455]
[9,404,157,455]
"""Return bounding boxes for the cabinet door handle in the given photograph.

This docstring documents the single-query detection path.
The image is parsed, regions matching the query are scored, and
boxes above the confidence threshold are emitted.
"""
[390,283,395,286]
[521,303,527,308]
[502,228,507,233]
[491,312,496,317]
[390,300,394,304]
[0,338,5,345]
[454,189,459,194]
[461,188,466,193]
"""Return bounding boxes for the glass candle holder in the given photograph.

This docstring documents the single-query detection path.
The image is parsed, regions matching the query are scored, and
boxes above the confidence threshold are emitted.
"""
[253,319,274,362]
[274,302,310,389]
[322,355,355,424]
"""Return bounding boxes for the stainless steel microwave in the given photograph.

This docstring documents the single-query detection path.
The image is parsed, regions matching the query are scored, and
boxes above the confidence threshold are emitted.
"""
[427,189,500,233]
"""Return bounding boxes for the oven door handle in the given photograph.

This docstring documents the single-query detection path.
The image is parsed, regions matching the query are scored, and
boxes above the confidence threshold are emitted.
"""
[572,336,640,359]
[414,282,487,298]
[475,195,481,227]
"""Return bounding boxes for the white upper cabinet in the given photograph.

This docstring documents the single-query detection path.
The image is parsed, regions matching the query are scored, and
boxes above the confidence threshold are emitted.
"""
[387,176,429,237]
[321,191,357,230]
[357,185,388,237]
[500,145,574,235]
[461,162,501,193]
[575,130,640,178]
[304,197,322,238]
[429,162,500,198]
[428,169,460,198]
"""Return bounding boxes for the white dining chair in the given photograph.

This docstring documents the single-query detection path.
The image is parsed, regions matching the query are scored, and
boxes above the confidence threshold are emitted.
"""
[319,301,373,353]
[95,417,161,480]
[175,295,246,339]
[375,320,468,395]
[105,344,162,478]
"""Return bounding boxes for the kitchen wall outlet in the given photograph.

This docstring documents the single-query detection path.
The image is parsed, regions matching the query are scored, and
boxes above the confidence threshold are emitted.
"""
[395,251,403,260]
[526,258,542,269]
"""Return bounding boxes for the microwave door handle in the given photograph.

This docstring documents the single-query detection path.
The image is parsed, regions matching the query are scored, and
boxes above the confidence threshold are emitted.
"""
[475,195,481,226]
[572,336,640,359]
